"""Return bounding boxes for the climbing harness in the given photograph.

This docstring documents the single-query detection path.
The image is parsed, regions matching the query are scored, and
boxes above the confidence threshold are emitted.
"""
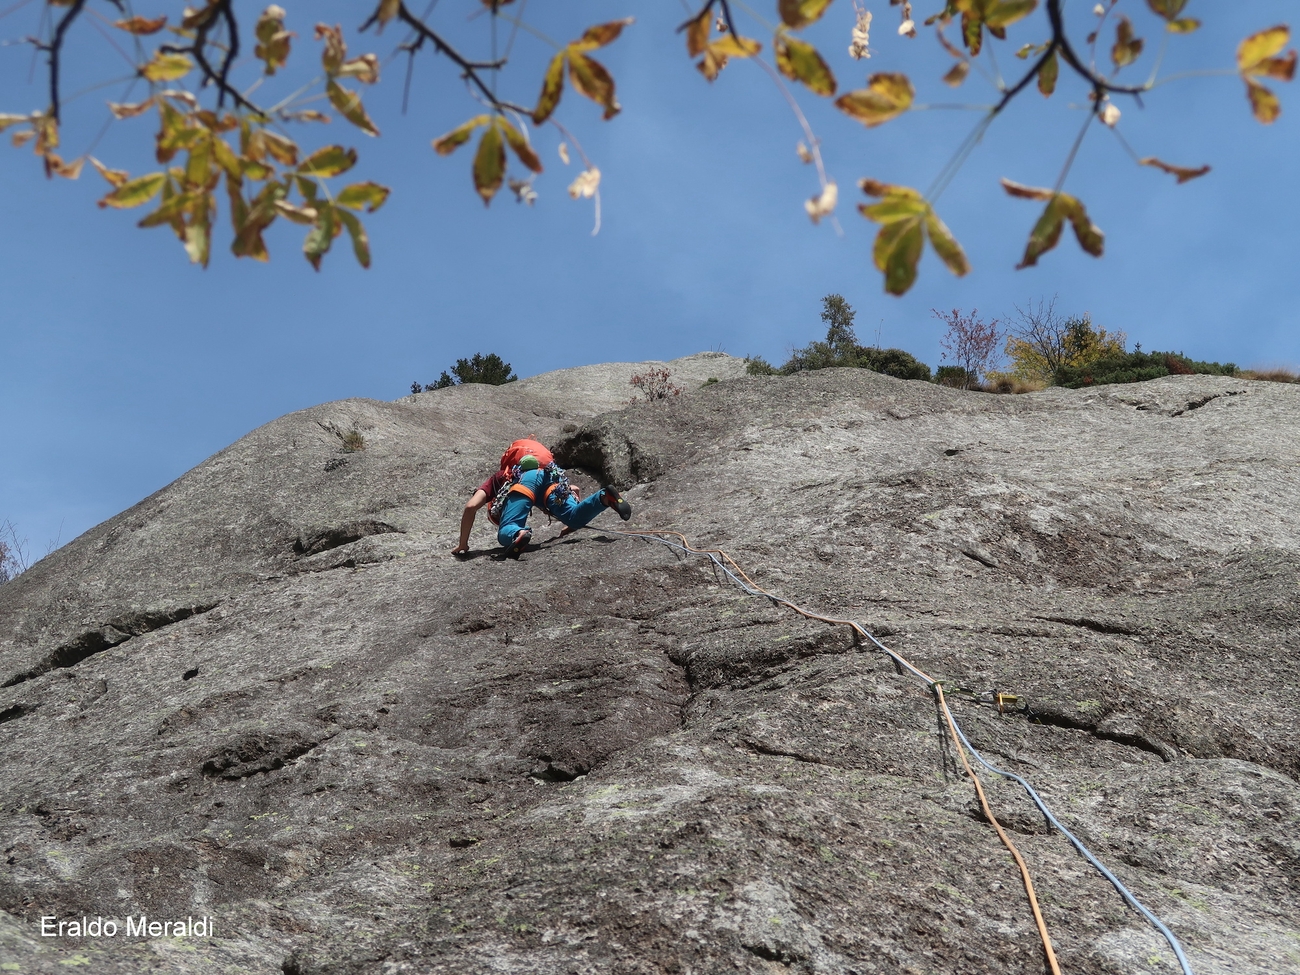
[568,524,1195,975]
[488,462,574,526]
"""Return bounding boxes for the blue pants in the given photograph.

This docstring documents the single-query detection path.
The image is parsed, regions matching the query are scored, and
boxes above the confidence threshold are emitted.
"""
[495,470,609,548]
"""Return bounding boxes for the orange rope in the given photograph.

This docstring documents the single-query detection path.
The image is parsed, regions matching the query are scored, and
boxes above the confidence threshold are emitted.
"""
[603,526,1063,975]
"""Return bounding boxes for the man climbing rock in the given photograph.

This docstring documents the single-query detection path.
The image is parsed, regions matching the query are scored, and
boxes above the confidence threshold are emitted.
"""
[491,454,632,557]
[452,439,630,556]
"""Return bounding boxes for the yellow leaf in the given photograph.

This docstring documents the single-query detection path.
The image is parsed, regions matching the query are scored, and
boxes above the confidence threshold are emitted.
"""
[97,171,167,209]
[924,210,970,277]
[500,120,543,173]
[1145,0,1188,19]
[336,181,390,212]
[296,144,357,177]
[432,115,491,155]
[0,113,30,132]
[327,79,379,136]
[684,7,710,57]
[114,16,167,35]
[983,0,1038,30]
[567,51,620,119]
[1237,25,1289,74]
[1139,157,1210,183]
[473,123,506,205]
[1246,79,1282,124]
[211,135,242,178]
[141,51,193,82]
[778,0,834,31]
[44,153,84,179]
[775,34,837,97]
[1038,50,1058,96]
[532,51,566,125]
[108,98,155,119]
[1166,18,1199,34]
[89,156,130,187]
[570,18,634,53]
[835,73,914,127]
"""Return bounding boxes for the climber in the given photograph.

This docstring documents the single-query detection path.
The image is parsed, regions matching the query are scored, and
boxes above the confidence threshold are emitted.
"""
[491,454,632,557]
[451,439,629,556]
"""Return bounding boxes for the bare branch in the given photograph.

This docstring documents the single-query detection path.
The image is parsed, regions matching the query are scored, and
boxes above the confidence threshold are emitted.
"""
[46,0,87,121]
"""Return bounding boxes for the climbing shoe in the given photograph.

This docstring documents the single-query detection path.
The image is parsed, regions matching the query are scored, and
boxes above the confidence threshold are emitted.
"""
[601,487,632,521]
[506,528,532,557]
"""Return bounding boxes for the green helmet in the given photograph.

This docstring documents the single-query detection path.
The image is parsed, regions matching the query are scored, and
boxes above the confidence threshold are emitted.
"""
[519,454,540,471]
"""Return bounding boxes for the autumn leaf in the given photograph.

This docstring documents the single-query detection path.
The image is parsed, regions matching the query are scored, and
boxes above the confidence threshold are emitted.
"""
[943,61,970,87]
[335,208,371,267]
[1145,0,1187,18]
[114,16,167,35]
[532,52,566,124]
[1111,16,1143,69]
[89,156,130,187]
[432,116,491,155]
[303,202,337,270]
[1237,26,1295,124]
[141,51,193,82]
[857,179,969,295]
[499,120,543,173]
[327,79,379,136]
[336,181,390,212]
[375,0,401,29]
[43,154,84,179]
[775,33,837,97]
[695,33,762,82]
[1001,178,1104,267]
[836,73,914,127]
[97,172,167,209]
[571,18,634,53]
[0,113,30,132]
[473,122,506,205]
[337,55,380,84]
[568,51,621,119]
[108,98,155,119]
[778,0,834,31]
[315,23,347,76]
[1139,157,1210,183]
[274,199,318,225]
[254,5,293,75]
[1166,18,1199,35]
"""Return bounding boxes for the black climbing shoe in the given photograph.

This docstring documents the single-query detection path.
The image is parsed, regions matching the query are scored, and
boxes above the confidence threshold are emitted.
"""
[601,487,632,521]
[507,528,532,557]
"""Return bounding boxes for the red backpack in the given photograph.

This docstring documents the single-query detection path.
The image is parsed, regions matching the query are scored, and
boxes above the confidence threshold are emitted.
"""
[499,438,553,471]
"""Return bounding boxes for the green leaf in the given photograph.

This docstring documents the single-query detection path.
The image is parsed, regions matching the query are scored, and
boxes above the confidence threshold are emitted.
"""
[297,145,358,177]
[532,51,566,125]
[1003,183,1104,267]
[97,171,167,209]
[1038,50,1058,96]
[1145,0,1188,19]
[778,0,835,31]
[303,203,337,270]
[873,217,925,296]
[136,190,196,226]
[775,33,836,97]
[835,73,914,127]
[473,123,506,205]
[335,208,371,268]
[327,79,379,137]
[983,0,1038,30]
[336,181,390,212]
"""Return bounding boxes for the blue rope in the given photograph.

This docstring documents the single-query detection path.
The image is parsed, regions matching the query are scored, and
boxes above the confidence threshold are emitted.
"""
[591,526,1195,975]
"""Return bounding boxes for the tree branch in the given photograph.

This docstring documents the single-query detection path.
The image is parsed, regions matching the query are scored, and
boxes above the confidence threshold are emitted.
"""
[1046,0,1147,98]
[47,0,88,122]
[364,2,507,110]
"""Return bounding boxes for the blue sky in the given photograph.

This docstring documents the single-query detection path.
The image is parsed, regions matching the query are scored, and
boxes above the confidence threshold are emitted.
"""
[2,1,1297,558]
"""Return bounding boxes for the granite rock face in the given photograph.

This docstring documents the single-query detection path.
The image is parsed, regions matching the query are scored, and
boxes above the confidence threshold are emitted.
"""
[1,353,1298,975]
